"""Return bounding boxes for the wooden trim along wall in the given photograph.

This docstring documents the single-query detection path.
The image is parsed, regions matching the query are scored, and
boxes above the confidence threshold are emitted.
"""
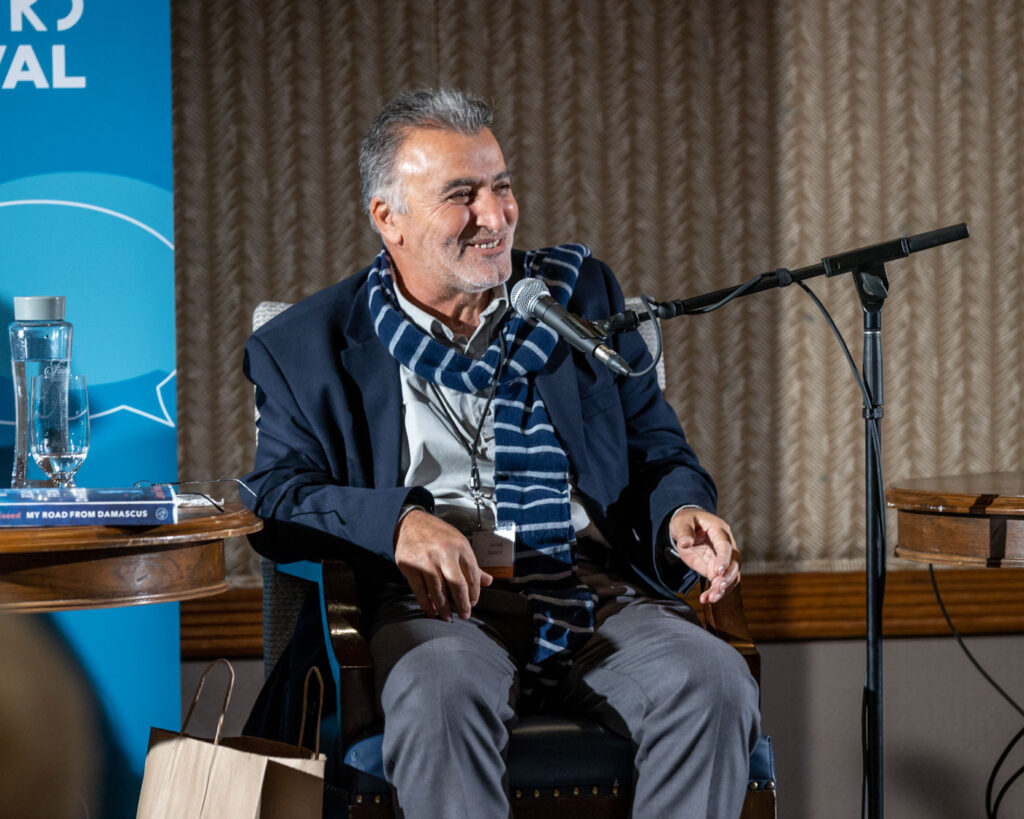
[179,568,1024,659]
[181,585,263,659]
[741,568,1024,640]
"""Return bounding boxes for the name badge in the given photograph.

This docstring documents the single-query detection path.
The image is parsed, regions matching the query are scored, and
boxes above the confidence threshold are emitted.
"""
[471,523,515,579]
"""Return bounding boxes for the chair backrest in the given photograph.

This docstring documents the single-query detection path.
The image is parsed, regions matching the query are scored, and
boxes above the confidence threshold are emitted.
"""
[252,301,308,678]
[623,296,665,389]
[252,301,292,431]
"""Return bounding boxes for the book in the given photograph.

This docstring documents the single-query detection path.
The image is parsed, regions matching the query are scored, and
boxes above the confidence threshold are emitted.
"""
[0,485,179,527]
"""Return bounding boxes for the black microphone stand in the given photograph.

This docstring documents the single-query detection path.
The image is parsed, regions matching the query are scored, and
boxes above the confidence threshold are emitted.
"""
[598,223,969,819]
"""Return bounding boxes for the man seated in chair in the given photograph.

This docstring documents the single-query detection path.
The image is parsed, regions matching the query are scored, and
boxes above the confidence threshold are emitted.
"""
[242,87,760,818]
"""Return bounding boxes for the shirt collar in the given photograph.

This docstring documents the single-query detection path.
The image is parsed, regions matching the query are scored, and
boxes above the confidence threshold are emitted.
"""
[392,282,509,358]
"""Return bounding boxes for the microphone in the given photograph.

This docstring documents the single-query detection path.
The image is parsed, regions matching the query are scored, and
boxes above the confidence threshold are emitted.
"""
[510,278,632,376]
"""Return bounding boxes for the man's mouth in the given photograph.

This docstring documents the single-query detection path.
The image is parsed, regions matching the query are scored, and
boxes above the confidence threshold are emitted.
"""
[463,236,502,250]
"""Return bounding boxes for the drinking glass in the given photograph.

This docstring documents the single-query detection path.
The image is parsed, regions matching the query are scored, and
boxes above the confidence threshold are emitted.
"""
[30,372,90,488]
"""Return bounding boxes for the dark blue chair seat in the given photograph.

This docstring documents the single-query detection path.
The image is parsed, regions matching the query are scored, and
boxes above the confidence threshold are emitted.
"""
[340,716,775,806]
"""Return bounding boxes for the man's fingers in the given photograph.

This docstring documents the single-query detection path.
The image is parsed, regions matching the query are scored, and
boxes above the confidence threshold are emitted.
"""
[395,512,491,620]
[461,556,494,608]
[442,552,473,620]
[405,572,437,619]
[701,555,741,604]
[441,548,498,619]
[424,572,452,622]
[667,510,743,603]
[709,520,735,561]
[672,518,696,551]
[418,552,492,621]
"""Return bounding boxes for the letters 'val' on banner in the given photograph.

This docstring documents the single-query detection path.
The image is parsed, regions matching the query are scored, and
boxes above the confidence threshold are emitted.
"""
[0,0,180,794]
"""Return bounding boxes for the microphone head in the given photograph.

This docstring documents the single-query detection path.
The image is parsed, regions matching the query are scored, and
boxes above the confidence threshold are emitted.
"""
[510,277,550,318]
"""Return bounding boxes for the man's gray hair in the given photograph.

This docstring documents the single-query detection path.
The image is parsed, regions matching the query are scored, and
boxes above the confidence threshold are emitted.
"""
[359,88,494,228]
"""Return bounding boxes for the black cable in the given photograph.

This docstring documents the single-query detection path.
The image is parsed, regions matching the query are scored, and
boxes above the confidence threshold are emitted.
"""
[798,278,1024,818]
[651,269,775,320]
[928,565,1024,817]
[929,565,1024,720]
[793,280,888,819]
[794,282,888,536]
[992,748,1024,818]
[650,272,892,819]
[690,272,765,313]
[794,282,888,572]
[795,283,872,406]
[686,275,890,583]
[626,294,664,380]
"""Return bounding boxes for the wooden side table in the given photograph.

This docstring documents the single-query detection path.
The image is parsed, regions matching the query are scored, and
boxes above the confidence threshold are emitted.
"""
[886,472,1024,567]
[0,503,262,612]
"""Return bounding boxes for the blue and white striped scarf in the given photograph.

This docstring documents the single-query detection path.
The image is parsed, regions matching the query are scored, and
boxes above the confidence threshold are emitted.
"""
[368,243,598,702]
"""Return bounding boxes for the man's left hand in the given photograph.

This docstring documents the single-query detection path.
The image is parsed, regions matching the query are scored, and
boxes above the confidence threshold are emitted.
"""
[668,509,741,605]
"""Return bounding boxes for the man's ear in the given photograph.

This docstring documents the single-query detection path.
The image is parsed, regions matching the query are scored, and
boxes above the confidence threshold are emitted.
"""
[370,197,402,245]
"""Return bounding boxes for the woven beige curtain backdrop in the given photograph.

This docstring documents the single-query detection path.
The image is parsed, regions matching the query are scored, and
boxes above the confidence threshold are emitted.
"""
[172,0,1024,581]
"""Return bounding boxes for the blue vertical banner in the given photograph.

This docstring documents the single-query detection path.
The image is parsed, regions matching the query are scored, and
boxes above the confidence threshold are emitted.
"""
[0,0,179,800]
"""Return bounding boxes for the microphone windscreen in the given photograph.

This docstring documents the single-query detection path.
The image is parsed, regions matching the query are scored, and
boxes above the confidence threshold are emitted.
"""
[510,278,549,318]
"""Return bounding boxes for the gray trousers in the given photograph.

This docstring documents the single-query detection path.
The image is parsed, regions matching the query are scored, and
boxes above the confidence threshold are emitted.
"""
[368,562,760,818]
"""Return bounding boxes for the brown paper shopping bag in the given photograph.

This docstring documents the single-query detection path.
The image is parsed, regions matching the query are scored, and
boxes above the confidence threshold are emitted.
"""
[136,660,326,819]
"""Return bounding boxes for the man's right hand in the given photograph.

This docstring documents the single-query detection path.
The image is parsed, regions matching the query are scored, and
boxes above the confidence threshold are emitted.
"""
[393,510,493,622]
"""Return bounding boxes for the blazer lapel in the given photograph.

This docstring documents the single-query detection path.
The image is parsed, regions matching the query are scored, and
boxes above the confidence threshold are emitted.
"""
[341,290,403,490]
[535,345,592,497]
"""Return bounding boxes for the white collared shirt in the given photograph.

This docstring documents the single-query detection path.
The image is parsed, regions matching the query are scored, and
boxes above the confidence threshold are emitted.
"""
[391,282,602,540]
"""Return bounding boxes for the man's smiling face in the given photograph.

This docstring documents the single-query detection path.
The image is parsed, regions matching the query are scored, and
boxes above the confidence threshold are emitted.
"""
[375,126,519,300]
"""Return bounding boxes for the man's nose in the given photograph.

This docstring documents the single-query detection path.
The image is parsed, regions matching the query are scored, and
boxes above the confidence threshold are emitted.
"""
[472,190,506,232]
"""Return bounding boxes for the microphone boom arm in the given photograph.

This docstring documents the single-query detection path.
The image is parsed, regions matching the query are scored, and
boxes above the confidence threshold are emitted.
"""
[594,223,969,334]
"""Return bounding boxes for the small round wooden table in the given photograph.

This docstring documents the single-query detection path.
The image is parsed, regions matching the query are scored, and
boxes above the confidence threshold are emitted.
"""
[886,471,1024,567]
[0,503,262,612]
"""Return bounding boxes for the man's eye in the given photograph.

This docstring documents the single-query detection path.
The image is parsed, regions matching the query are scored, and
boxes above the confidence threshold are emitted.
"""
[495,182,512,194]
[449,190,471,202]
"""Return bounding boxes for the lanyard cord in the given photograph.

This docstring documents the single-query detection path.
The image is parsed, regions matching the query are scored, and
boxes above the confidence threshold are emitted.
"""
[425,331,508,495]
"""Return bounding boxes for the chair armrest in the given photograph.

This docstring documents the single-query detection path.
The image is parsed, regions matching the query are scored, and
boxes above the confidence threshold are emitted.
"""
[320,560,376,746]
[702,581,761,684]
[321,560,371,666]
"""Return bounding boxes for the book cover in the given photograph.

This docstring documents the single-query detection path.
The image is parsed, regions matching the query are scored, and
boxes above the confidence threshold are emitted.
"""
[0,485,179,527]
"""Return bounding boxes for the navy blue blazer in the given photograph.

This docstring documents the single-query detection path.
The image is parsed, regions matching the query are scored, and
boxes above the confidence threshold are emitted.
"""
[242,251,717,606]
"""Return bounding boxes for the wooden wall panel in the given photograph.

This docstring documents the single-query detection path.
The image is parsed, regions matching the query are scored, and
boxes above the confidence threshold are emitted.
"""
[773,0,1024,571]
[172,0,1024,581]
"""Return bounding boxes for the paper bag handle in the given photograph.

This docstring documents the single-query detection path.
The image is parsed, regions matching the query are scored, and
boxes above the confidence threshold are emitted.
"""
[180,657,235,746]
[297,666,325,759]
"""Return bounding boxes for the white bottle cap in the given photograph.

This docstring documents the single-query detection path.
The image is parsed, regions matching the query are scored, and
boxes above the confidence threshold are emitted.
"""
[13,296,66,321]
